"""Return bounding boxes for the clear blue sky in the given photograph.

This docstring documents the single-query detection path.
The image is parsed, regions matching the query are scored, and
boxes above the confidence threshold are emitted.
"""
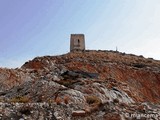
[0,0,160,68]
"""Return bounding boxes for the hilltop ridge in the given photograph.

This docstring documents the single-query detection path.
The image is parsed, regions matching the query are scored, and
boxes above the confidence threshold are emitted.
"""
[0,50,160,120]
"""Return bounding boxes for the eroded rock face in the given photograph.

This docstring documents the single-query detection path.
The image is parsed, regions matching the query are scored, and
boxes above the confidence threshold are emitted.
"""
[0,50,160,120]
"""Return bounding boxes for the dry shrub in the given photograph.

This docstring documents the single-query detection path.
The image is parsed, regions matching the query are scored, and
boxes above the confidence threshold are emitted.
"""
[85,95,101,106]
[55,97,62,105]
[10,96,30,103]
[133,63,146,68]
[64,96,70,104]
[57,80,75,87]
[84,95,102,113]
[113,98,119,104]
[0,98,4,102]
[19,106,32,115]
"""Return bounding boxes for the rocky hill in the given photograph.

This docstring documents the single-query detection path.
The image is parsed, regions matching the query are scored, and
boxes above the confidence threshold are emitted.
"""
[0,50,160,120]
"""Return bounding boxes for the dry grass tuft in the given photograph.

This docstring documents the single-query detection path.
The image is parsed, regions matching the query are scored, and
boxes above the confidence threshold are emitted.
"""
[85,95,102,106]
[10,96,30,103]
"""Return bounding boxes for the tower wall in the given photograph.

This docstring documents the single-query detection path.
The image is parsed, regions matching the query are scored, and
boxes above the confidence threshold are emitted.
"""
[70,34,85,52]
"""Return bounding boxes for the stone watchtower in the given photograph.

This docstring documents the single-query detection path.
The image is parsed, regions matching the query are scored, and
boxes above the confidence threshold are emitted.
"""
[70,34,85,52]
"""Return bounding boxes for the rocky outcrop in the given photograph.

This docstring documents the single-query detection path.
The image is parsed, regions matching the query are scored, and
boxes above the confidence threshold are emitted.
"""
[0,50,160,120]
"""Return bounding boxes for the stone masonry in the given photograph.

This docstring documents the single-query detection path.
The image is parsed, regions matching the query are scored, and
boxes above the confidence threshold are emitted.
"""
[70,34,85,52]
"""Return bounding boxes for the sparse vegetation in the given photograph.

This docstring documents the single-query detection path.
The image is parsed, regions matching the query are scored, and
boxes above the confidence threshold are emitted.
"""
[10,96,30,103]
[57,80,77,87]
[19,106,32,115]
[133,63,146,68]
[55,97,62,105]
[64,96,70,104]
[0,98,4,102]
[113,98,119,104]
[1,50,160,119]
[85,95,102,106]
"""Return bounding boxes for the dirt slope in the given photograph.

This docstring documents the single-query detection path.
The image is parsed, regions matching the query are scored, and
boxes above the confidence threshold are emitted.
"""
[0,50,160,120]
